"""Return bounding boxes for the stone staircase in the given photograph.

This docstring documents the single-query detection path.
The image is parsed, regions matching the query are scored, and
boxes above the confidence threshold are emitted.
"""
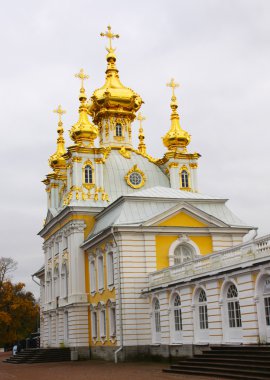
[4,348,71,364]
[163,346,270,380]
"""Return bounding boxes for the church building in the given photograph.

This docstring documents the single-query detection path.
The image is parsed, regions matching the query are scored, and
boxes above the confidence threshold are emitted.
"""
[34,26,270,361]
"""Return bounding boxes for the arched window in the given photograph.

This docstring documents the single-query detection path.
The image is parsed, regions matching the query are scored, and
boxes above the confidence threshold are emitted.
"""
[227,284,242,328]
[85,165,93,184]
[154,298,161,333]
[264,279,270,326]
[115,123,122,137]
[181,170,189,188]
[173,294,182,332]
[174,244,194,265]
[198,289,208,330]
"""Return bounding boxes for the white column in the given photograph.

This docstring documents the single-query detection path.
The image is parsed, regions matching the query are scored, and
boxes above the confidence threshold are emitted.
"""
[67,221,88,304]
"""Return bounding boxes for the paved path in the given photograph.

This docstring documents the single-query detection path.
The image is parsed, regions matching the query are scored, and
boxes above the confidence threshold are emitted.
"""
[0,352,226,380]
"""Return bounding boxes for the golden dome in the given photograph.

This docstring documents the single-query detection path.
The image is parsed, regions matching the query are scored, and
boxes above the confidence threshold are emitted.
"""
[49,106,67,170]
[70,69,98,147]
[89,26,143,124]
[163,79,191,151]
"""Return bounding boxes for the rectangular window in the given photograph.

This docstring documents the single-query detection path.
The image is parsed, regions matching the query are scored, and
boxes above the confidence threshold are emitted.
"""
[100,310,106,338]
[264,297,270,326]
[107,252,114,287]
[228,301,242,328]
[98,256,104,290]
[110,307,116,336]
[174,308,183,331]
[199,305,208,329]
[155,311,161,333]
[55,242,59,255]
[91,311,97,338]
[90,260,96,293]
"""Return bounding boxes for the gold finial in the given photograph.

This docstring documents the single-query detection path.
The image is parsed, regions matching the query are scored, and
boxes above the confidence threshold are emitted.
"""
[136,112,146,129]
[53,105,66,123]
[100,25,120,50]
[166,78,179,98]
[162,79,191,152]
[75,68,89,89]
[49,105,67,170]
[70,69,98,147]
[136,112,147,154]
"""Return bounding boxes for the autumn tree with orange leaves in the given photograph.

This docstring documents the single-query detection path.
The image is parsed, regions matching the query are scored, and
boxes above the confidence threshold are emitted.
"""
[0,257,39,347]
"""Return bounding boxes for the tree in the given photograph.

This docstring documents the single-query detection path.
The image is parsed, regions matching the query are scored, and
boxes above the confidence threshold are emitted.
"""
[0,257,17,283]
[0,281,39,347]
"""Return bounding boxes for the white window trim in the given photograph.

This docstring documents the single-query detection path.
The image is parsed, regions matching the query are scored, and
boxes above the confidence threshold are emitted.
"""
[168,234,200,266]
[89,255,96,294]
[106,251,115,290]
[97,255,104,292]
[99,309,107,341]
[91,310,98,340]
[152,297,161,344]
[109,305,116,339]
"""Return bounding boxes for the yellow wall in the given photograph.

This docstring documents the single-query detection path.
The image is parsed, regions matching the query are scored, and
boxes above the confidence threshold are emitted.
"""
[157,211,207,228]
[155,235,213,270]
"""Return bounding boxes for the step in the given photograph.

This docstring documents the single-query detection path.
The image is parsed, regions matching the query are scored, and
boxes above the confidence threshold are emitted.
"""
[202,350,270,356]
[163,368,269,380]
[196,354,270,361]
[171,361,270,372]
[211,346,270,351]
[166,364,270,378]
[187,357,270,366]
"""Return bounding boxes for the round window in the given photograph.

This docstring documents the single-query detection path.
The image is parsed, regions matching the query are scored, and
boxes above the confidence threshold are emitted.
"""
[129,172,142,186]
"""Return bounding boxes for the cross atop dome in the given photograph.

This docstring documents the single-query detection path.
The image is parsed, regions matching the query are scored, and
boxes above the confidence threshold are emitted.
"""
[75,68,89,90]
[166,78,179,98]
[53,105,66,123]
[100,25,120,50]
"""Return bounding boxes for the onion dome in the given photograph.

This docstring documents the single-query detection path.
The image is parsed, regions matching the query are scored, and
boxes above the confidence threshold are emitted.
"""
[89,26,143,124]
[70,69,98,146]
[162,78,191,151]
[49,105,67,170]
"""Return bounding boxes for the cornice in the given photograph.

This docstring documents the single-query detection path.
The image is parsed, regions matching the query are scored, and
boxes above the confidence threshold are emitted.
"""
[38,205,103,238]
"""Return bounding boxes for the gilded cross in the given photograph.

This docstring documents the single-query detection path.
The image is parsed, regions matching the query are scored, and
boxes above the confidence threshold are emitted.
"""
[136,112,146,130]
[53,105,66,122]
[100,25,120,50]
[75,68,89,89]
[166,78,179,97]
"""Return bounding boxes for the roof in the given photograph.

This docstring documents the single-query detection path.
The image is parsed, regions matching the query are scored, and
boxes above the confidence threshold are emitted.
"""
[85,186,247,240]
[125,186,223,200]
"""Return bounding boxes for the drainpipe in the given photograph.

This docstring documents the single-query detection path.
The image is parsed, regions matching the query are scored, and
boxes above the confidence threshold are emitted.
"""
[111,227,123,364]
[32,275,41,287]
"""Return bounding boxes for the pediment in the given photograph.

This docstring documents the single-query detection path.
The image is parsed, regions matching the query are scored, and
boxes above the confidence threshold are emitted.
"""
[142,202,229,228]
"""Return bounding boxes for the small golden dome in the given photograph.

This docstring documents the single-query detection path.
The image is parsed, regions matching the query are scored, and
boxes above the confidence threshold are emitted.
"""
[163,79,191,151]
[49,106,67,170]
[70,70,98,147]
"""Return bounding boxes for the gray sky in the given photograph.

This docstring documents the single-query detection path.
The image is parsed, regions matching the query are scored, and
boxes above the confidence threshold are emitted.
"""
[0,0,269,296]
